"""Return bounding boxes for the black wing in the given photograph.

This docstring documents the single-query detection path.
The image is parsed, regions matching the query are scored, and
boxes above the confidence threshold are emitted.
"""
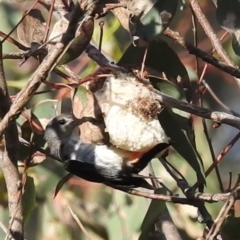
[132,142,172,173]
[63,160,155,190]
[63,160,106,183]
[106,178,155,190]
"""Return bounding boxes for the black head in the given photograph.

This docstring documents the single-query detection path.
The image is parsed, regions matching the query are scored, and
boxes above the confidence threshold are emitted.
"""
[44,113,79,142]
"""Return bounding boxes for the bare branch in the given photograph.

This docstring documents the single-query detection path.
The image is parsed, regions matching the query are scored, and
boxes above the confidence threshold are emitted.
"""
[188,0,240,88]
[65,204,92,240]
[205,179,240,240]
[0,41,23,239]
[164,28,240,79]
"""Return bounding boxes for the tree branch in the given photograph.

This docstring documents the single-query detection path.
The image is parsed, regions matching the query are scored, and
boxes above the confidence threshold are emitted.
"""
[188,0,240,88]
[164,28,240,78]
[0,42,23,239]
[87,44,240,130]
[126,189,233,204]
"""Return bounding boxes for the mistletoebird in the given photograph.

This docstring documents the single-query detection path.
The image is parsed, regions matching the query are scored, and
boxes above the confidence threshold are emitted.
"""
[44,113,172,190]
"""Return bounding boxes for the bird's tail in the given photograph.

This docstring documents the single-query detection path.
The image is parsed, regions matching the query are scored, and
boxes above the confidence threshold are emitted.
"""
[132,142,173,173]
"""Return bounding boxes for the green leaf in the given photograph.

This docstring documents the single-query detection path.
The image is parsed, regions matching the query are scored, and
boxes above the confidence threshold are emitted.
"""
[158,108,205,184]
[72,86,90,108]
[130,0,178,42]
[118,40,192,100]
[23,176,36,223]
[138,188,167,240]
[155,77,205,183]
[151,72,205,183]
[58,18,94,65]
[31,99,61,120]
[150,77,185,100]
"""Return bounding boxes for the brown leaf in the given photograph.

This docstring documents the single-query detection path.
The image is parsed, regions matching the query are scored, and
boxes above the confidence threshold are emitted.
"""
[39,0,73,18]
[110,0,157,32]
[47,16,69,44]
[111,0,130,31]
[17,9,46,48]
[71,87,109,145]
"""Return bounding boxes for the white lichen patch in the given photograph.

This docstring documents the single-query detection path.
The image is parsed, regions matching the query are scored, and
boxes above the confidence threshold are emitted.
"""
[90,71,169,152]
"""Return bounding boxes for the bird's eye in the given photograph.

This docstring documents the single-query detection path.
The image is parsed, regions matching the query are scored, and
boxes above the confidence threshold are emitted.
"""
[58,119,66,125]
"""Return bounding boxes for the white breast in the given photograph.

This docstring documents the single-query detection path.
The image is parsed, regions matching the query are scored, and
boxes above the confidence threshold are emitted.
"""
[61,137,130,171]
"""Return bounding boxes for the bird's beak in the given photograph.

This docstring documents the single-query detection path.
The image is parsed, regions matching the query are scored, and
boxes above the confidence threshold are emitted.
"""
[72,118,83,127]
[74,117,99,126]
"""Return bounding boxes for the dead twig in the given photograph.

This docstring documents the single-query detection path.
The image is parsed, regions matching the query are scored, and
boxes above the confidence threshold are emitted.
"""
[65,204,92,240]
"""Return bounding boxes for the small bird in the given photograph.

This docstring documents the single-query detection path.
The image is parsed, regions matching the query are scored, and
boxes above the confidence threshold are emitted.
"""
[44,113,172,190]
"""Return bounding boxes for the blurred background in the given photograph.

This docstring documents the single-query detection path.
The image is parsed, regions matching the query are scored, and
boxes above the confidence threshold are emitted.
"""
[1,0,240,239]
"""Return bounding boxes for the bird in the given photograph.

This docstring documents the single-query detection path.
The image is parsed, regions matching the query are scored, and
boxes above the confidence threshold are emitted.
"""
[44,113,172,190]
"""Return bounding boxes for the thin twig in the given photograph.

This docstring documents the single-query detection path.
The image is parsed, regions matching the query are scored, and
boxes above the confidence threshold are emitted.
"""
[164,28,240,79]
[201,112,224,192]
[65,204,92,240]
[205,179,240,240]
[193,131,240,189]
[227,172,233,192]
[1,0,39,45]
[126,188,234,204]
[161,149,215,234]
[43,0,56,43]
[205,131,240,178]
[86,46,240,130]
[190,5,223,193]
[3,51,29,60]
[202,79,239,116]
[188,0,233,65]
[150,82,240,129]
[199,80,224,192]
[197,30,228,86]
[188,0,240,88]
[0,222,7,234]
[0,31,28,51]
[191,3,200,81]
[178,180,215,235]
